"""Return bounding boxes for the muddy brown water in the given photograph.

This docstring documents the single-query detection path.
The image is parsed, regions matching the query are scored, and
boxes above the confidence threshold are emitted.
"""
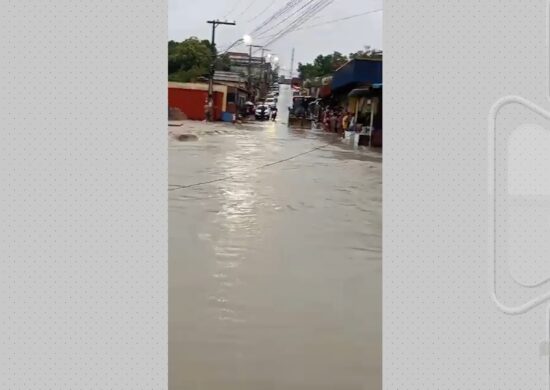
[169,85,381,390]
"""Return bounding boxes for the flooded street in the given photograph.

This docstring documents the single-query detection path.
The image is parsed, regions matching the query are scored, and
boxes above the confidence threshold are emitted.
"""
[169,86,382,389]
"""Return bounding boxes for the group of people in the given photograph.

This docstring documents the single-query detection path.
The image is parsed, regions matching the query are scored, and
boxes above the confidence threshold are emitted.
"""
[321,108,357,135]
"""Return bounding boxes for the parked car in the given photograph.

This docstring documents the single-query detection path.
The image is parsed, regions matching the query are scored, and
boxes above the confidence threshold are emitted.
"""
[255,104,271,120]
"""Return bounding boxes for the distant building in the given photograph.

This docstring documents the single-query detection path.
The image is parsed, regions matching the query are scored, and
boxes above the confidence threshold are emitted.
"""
[227,52,272,80]
[212,71,248,113]
[227,51,264,78]
[226,51,274,100]
[213,71,246,89]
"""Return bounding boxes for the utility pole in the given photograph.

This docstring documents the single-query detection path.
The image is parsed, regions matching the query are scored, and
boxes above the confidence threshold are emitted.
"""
[248,45,252,100]
[246,44,263,102]
[206,19,235,121]
[260,48,270,100]
[289,47,295,79]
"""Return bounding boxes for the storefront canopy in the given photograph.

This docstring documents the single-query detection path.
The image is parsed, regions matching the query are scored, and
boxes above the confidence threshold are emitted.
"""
[332,59,382,91]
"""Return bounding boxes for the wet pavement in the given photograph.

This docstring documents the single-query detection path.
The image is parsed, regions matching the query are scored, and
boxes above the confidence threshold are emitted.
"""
[169,85,382,390]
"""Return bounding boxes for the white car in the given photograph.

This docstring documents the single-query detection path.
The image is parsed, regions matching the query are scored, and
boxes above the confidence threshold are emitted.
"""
[255,104,271,120]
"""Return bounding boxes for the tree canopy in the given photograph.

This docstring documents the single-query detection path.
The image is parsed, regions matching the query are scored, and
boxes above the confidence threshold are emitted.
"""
[168,37,231,83]
[297,51,348,81]
[297,47,382,81]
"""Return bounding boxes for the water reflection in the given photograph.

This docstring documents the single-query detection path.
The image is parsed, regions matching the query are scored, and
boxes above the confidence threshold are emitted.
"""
[169,85,381,389]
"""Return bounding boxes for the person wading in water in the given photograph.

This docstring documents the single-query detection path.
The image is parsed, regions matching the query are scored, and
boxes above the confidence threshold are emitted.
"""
[204,98,213,122]
[342,112,351,137]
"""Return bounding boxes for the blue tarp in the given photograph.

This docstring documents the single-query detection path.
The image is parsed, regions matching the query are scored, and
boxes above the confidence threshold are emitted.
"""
[331,59,382,91]
[221,112,234,122]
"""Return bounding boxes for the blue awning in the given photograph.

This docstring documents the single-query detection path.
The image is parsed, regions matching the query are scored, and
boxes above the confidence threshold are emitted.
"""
[331,59,382,91]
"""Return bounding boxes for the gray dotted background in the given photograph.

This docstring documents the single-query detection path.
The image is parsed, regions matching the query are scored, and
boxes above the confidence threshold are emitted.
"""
[0,1,167,389]
[385,0,550,389]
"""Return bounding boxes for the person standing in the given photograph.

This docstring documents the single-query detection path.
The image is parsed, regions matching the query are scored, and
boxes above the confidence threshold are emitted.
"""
[349,113,356,132]
[329,111,337,132]
[203,98,211,122]
[341,112,351,138]
[323,109,330,131]
[335,111,342,133]
[342,112,350,131]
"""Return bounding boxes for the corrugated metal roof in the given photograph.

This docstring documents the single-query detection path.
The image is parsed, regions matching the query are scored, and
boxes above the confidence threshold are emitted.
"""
[214,71,245,83]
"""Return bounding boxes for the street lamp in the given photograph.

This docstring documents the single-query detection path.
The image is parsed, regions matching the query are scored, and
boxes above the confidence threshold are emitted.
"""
[246,42,263,101]
[243,34,252,45]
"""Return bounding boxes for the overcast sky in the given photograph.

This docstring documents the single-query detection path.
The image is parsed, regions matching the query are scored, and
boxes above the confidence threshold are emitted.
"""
[168,0,383,76]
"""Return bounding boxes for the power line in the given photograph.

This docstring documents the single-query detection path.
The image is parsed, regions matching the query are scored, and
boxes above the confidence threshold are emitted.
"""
[255,0,318,39]
[257,0,334,49]
[233,0,257,19]
[168,141,336,192]
[223,0,245,19]
[254,0,301,29]
[254,0,325,47]
[217,1,300,53]
[251,0,303,36]
[221,0,329,55]
[258,7,383,41]
[271,0,333,38]
[219,0,303,53]
[293,8,383,31]
[243,2,277,23]
[222,6,382,69]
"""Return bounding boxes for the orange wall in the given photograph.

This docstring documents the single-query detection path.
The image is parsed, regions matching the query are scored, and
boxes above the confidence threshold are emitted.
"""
[168,82,227,111]
[168,88,223,121]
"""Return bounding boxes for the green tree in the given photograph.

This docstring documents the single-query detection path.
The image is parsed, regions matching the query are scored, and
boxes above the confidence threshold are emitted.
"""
[297,48,383,82]
[349,46,383,60]
[168,37,213,82]
[168,37,235,81]
[297,51,350,81]
[330,51,348,70]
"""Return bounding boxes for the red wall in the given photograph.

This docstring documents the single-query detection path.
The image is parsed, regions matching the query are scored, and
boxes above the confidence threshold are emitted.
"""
[168,88,223,121]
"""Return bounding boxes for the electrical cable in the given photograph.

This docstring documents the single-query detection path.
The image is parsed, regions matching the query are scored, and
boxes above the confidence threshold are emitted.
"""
[255,0,319,39]
[257,7,382,42]
[267,0,333,41]
[168,140,337,192]
[243,1,277,23]
[255,0,334,50]
[250,0,303,35]
[232,0,257,20]
[221,0,331,61]
[218,1,301,54]
[217,1,299,53]
[222,0,245,19]
[293,8,383,32]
